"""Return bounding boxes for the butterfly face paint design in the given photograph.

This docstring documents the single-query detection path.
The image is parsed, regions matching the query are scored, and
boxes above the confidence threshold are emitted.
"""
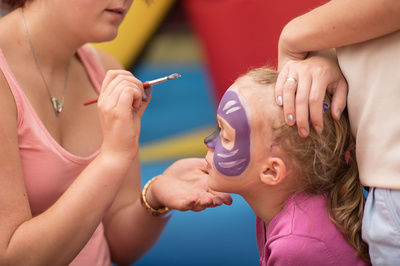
[204,89,250,177]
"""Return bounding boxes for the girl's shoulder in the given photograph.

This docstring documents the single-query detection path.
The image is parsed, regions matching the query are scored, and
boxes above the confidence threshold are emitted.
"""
[265,193,368,265]
[267,193,329,240]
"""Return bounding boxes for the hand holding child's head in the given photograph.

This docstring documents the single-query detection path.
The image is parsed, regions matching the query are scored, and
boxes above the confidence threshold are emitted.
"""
[205,67,356,198]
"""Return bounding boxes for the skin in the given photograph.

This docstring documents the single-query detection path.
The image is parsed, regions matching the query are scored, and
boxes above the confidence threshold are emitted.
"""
[276,0,400,137]
[212,89,251,177]
[205,76,297,227]
[0,1,231,265]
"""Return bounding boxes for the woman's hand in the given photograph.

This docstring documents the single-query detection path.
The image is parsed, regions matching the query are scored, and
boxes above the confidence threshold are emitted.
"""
[146,158,233,212]
[275,50,348,137]
[97,70,149,162]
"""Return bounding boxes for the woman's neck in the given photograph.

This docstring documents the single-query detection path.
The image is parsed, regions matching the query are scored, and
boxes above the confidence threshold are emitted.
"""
[15,5,81,71]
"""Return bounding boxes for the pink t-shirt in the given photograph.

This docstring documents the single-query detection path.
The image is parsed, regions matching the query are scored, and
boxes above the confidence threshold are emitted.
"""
[0,45,111,266]
[256,193,369,266]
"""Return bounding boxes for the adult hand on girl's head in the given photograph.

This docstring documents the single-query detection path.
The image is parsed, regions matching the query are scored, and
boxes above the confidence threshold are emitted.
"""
[274,50,348,138]
[97,70,149,162]
[147,158,233,212]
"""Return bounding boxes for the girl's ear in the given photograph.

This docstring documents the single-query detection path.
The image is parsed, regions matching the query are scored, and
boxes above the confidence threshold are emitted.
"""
[259,157,286,186]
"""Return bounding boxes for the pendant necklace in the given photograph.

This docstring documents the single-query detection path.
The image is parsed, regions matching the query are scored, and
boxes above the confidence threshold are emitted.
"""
[21,7,70,115]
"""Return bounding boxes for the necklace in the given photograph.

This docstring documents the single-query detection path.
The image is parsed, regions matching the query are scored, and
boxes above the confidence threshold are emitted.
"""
[21,8,70,115]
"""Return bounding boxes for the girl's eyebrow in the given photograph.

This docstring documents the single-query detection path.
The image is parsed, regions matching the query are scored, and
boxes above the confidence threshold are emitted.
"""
[216,116,225,129]
[216,119,223,129]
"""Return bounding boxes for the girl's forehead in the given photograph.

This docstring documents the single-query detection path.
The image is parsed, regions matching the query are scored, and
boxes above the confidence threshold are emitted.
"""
[218,87,252,119]
[224,81,281,136]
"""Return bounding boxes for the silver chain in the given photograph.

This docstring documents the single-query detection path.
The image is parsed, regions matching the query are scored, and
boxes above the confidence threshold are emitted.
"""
[21,7,70,115]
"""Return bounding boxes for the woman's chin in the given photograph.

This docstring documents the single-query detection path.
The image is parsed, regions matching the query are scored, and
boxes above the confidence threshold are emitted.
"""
[91,28,119,43]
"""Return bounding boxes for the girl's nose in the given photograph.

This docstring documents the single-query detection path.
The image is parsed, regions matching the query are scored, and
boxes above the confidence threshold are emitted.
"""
[204,127,220,149]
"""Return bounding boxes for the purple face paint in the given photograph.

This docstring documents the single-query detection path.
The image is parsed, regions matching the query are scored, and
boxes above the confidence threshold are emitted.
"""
[205,89,251,177]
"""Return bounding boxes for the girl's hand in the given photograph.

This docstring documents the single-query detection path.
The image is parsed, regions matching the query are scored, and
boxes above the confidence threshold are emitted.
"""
[97,70,149,162]
[146,158,233,212]
[274,51,348,137]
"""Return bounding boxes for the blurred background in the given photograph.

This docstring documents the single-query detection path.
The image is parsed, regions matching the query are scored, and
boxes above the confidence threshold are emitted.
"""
[92,0,326,265]
[1,0,326,265]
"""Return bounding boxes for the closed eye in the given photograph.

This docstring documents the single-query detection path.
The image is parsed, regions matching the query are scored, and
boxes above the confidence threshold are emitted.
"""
[220,131,231,143]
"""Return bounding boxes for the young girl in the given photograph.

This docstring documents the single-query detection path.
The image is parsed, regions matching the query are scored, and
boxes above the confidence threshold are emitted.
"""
[204,67,370,265]
[0,1,231,265]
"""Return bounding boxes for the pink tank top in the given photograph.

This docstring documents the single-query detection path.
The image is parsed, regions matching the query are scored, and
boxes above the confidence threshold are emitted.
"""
[0,45,111,266]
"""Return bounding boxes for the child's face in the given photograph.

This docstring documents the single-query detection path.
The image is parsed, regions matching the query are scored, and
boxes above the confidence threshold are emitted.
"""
[204,77,276,193]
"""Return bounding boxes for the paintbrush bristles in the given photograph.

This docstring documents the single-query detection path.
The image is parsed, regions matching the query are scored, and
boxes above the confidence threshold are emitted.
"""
[147,73,181,86]
[168,73,181,80]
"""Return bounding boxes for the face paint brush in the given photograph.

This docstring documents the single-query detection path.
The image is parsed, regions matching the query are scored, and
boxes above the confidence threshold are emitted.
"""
[82,73,181,106]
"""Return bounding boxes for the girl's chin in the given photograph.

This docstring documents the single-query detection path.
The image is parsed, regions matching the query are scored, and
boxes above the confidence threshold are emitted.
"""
[207,176,230,193]
[207,176,220,191]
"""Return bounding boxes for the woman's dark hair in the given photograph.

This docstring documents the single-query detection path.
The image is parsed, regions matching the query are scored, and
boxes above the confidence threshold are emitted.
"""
[1,0,26,10]
[245,67,370,262]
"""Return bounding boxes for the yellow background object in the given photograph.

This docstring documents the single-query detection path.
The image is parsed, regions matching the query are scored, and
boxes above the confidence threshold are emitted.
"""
[92,0,175,68]
[139,127,213,163]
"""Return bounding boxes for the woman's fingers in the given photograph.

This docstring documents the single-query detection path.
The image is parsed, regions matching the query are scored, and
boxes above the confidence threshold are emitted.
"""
[116,84,140,112]
[99,71,145,111]
[100,70,133,96]
[275,66,289,106]
[276,54,348,137]
[295,72,312,137]
[308,74,329,135]
[330,79,348,120]
[282,71,298,126]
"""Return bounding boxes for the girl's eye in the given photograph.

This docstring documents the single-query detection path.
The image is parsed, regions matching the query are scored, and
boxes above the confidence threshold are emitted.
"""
[220,133,230,143]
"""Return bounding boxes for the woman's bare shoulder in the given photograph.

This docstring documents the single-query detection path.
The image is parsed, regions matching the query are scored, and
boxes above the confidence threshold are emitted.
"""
[0,68,18,124]
[87,45,125,71]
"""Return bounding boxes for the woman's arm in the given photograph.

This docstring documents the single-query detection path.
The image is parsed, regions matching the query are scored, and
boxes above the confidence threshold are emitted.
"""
[276,0,400,136]
[279,0,400,67]
[103,157,232,265]
[102,158,169,265]
[0,62,145,265]
[97,49,232,265]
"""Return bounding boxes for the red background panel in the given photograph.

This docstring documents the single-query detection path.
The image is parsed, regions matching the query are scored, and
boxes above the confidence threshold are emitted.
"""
[184,0,327,101]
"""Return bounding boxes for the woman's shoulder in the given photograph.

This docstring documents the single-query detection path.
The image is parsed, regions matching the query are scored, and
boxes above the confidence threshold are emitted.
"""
[0,50,18,117]
[83,45,124,71]
[0,64,19,131]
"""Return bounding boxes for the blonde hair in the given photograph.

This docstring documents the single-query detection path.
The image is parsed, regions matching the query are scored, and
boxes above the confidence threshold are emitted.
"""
[245,67,369,262]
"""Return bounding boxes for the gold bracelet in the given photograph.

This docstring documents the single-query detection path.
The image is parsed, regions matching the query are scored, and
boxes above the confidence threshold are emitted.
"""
[140,177,170,217]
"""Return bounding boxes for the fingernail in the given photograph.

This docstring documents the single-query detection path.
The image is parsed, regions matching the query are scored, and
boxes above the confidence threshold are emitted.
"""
[300,128,308,137]
[277,96,282,106]
[336,109,342,118]
[315,126,322,135]
[287,114,294,124]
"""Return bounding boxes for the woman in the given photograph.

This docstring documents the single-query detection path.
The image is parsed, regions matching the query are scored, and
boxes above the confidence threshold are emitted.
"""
[275,0,400,264]
[0,1,231,265]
